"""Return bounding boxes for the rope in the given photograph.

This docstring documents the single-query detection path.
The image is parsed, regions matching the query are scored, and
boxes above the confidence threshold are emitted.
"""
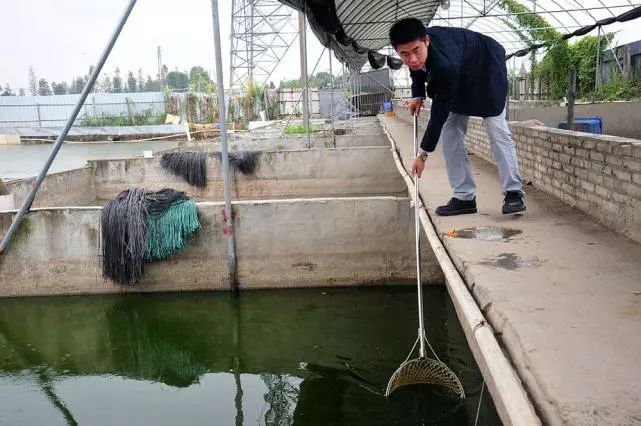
[19,129,219,145]
[474,380,486,426]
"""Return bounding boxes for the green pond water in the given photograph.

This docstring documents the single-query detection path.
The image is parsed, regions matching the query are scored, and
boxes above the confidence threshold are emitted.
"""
[0,287,500,425]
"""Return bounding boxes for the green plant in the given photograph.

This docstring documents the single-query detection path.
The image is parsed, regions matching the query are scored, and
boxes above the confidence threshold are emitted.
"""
[589,75,641,101]
[242,80,264,121]
[81,109,163,127]
[283,124,316,135]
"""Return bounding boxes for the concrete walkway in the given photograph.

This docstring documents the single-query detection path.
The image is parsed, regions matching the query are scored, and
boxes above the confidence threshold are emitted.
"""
[379,115,641,425]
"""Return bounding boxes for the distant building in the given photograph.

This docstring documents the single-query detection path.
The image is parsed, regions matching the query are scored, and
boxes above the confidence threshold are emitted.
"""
[600,39,641,83]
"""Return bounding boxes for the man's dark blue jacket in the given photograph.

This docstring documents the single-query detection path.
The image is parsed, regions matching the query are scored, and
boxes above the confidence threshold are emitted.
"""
[410,26,508,153]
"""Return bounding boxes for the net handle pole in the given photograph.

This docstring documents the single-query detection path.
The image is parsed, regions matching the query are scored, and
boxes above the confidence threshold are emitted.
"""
[413,114,426,358]
[0,0,138,257]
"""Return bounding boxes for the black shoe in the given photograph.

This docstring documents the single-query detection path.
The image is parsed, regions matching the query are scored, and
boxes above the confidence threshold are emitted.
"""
[435,197,477,216]
[502,191,526,214]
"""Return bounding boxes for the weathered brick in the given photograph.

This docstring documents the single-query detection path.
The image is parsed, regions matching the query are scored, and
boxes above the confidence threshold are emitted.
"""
[603,176,617,189]
[576,169,589,179]
[600,199,620,215]
[575,148,588,159]
[571,157,586,168]
[622,158,641,172]
[587,192,603,206]
[632,173,641,186]
[613,169,632,182]
[559,153,571,164]
[589,173,604,186]
[618,144,632,157]
[580,181,595,192]
[612,192,628,204]
[582,140,597,149]
[590,152,605,162]
[621,182,641,198]
[596,141,613,153]
[595,185,609,198]
[605,155,622,167]
[552,143,563,152]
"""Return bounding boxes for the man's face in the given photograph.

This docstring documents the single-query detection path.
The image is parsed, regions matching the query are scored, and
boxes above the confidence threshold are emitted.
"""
[395,37,429,71]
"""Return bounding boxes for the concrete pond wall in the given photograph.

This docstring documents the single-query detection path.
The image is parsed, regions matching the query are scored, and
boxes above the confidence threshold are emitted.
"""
[5,146,406,208]
[395,101,641,243]
[0,197,443,297]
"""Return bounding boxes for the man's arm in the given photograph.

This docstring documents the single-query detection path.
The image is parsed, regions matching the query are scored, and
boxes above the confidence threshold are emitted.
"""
[409,69,427,99]
[420,65,460,153]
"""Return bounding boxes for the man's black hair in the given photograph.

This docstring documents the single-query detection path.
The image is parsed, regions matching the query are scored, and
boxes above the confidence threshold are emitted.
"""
[389,18,427,48]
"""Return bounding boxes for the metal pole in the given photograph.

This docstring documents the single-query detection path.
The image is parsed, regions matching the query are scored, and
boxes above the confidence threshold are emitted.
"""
[602,31,624,75]
[211,0,238,291]
[36,103,42,127]
[595,26,602,91]
[412,114,426,358]
[298,11,310,140]
[329,50,335,148]
[0,0,138,257]
[567,69,576,131]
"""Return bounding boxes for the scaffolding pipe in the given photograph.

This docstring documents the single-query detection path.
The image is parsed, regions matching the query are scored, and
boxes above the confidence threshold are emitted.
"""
[595,26,602,91]
[298,10,310,145]
[211,0,238,290]
[329,50,336,147]
[0,0,138,257]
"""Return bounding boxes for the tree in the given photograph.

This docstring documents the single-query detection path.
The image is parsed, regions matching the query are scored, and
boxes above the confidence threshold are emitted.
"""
[70,77,85,94]
[144,75,159,92]
[137,68,145,92]
[279,79,301,89]
[102,75,113,93]
[189,66,211,92]
[51,82,68,95]
[269,81,275,89]
[127,71,137,92]
[0,84,12,96]
[310,72,332,88]
[166,70,190,91]
[38,79,52,96]
[113,68,123,93]
[19,88,25,96]
[29,66,38,96]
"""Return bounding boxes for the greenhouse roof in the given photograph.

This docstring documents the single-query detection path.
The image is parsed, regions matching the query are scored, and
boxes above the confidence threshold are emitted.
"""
[280,0,641,68]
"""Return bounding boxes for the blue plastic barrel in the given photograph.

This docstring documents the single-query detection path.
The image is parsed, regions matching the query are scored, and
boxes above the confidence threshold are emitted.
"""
[383,102,393,112]
[558,116,602,134]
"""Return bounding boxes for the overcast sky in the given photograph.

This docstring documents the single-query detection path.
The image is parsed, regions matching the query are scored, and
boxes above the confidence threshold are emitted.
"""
[1,0,336,92]
[1,1,638,92]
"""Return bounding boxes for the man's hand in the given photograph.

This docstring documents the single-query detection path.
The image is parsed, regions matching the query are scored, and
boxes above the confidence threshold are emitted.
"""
[409,98,423,116]
[411,156,426,178]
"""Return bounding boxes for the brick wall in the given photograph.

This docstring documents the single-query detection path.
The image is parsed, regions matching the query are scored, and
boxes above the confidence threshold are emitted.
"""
[394,101,641,243]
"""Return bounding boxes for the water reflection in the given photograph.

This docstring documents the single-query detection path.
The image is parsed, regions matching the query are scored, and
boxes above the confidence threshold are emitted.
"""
[0,288,500,425]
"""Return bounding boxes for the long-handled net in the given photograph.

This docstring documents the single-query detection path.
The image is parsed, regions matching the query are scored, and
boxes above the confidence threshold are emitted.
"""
[385,114,465,399]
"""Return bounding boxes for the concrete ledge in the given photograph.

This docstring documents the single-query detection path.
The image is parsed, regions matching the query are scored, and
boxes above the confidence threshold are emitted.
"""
[91,147,406,203]
[0,135,20,145]
[0,197,443,297]
[6,168,96,209]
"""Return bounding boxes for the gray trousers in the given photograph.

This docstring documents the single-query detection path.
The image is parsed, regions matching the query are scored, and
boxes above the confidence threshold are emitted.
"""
[440,107,523,201]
